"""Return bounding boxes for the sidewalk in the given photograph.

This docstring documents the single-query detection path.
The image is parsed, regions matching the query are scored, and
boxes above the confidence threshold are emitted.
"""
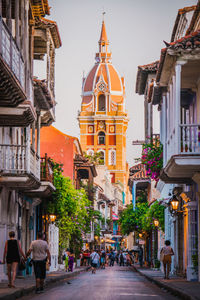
[0,266,90,300]
[133,264,200,300]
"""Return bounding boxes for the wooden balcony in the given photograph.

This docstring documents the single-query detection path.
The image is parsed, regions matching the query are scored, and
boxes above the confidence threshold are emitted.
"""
[0,144,40,189]
[25,154,55,197]
[0,17,26,107]
[161,124,200,183]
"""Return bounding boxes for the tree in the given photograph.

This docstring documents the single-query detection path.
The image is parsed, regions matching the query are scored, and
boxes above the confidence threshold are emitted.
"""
[47,160,93,257]
[119,200,165,235]
[119,202,148,235]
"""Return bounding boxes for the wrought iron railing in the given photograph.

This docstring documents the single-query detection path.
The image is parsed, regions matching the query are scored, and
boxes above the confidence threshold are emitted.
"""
[0,17,25,89]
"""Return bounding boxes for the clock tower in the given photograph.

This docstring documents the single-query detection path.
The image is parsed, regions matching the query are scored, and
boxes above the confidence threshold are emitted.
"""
[78,20,128,188]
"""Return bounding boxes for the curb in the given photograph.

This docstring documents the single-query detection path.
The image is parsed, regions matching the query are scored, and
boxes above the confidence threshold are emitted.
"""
[0,267,90,300]
[132,266,197,300]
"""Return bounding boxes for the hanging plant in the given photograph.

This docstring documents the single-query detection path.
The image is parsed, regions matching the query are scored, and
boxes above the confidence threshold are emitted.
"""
[141,137,163,181]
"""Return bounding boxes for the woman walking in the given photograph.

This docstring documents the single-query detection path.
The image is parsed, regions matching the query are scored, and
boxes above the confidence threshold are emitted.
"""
[160,240,174,279]
[68,252,74,272]
[3,231,26,288]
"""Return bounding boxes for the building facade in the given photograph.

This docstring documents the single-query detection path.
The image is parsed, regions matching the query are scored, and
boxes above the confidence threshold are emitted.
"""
[140,3,200,281]
[0,0,61,279]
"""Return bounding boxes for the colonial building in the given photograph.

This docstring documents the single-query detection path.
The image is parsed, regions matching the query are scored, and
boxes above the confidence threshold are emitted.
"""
[78,19,129,190]
[142,3,200,281]
[0,0,61,278]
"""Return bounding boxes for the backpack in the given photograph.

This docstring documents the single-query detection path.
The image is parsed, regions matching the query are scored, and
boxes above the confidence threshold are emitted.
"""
[62,254,66,260]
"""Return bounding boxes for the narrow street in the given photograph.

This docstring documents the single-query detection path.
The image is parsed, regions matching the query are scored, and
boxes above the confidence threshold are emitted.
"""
[22,266,179,300]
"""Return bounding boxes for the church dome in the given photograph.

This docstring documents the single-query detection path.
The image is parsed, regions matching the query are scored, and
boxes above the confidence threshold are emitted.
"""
[82,20,125,105]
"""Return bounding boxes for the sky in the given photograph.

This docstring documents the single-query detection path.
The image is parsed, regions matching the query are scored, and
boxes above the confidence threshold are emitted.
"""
[35,0,197,166]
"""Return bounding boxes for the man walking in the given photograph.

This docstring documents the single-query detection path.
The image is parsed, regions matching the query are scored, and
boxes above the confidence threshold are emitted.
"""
[90,249,99,274]
[26,232,51,294]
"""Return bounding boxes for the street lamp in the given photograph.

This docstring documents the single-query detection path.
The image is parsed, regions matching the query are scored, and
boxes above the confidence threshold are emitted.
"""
[153,219,159,227]
[170,195,179,212]
[139,233,143,238]
[49,214,56,223]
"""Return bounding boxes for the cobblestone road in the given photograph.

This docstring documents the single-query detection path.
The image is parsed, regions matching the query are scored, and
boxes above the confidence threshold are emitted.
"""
[22,265,180,300]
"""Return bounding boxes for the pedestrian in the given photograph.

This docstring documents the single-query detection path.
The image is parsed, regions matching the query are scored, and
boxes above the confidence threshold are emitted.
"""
[138,246,143,267]
[26,232,51,294]
[3,231,26,288]
[126,252,131,266]
[160,240,174,279]
[63,249,69,272]
[119,251,124,266]
[109,250,115,267]
[90,249,100,274]
[68,251,75,272]
[116,251,119,264]
[100,250,106,269]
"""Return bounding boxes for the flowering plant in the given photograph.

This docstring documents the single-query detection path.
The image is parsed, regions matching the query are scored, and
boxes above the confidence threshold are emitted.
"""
[141,137,163,181]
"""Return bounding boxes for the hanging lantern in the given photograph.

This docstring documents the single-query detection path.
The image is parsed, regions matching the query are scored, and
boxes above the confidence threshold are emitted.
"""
[170,195,179,211]
[153,219,159,227]
[49,214,56,222]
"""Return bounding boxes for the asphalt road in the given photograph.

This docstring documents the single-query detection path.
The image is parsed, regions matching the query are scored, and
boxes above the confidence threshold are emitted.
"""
[22,265,180,300]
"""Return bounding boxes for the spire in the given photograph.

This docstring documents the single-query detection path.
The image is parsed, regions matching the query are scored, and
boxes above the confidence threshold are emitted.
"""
[99,20,108,46]
[96,14,111,63]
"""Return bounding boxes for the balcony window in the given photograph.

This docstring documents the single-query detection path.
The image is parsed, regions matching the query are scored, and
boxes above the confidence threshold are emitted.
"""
[98,131,105,145]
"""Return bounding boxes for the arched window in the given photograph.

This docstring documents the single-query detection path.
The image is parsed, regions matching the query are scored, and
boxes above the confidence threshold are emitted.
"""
[98,151,105,165]
[98,94,106,111]
[109,150,116,165]
[98,131,105,145]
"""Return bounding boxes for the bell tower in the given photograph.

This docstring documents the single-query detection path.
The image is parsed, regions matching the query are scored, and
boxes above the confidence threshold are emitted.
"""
[78,19,128,188]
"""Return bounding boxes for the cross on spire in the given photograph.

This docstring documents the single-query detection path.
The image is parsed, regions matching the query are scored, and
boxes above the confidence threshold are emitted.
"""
[102,10,106,21]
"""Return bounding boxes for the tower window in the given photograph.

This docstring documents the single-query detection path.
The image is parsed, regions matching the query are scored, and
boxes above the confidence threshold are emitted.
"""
[98,131,105,145]
[98,94,106,111]
[98,151,105,165]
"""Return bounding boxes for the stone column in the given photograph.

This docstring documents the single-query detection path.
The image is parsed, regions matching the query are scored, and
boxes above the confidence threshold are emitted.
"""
[185,201,198,281]
[192,173,200,281]
[174,63,181,155]
[36,113,41,157]
[6,0,12,31]
[15,0,20,47]
[174,61,187,154]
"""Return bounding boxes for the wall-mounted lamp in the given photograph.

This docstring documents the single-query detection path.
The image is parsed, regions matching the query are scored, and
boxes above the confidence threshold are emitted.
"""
[49,214,56,223]
[153,219,159,227]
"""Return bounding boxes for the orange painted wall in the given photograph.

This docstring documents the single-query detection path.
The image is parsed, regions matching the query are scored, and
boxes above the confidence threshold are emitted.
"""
[40,126,77,180]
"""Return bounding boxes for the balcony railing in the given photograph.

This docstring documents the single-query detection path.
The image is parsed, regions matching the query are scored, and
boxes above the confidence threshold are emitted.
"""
[180,124,200,154]
[165,123,200,164]
[40,154,54,184]
[0,144,40,180]
[0,17,25,89]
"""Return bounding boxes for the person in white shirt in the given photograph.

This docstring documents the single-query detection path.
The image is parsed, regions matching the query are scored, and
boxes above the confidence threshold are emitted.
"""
[26,232,51,294]
[90,250,100,274]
